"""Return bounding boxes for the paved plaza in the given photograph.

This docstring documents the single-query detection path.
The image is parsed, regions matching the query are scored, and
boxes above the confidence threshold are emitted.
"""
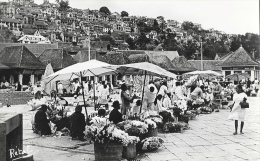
[1,94,260,161]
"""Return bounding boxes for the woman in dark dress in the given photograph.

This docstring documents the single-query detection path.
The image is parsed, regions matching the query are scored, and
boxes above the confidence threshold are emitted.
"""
[35,104,52,135]
[109,101,123,124]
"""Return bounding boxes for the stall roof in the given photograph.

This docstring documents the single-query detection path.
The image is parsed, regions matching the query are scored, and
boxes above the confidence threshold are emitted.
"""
[0,46,45,69]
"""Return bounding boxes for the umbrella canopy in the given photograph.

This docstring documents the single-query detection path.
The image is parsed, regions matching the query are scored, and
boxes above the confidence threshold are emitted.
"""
[42,63,56,95]
[118,62,177,79]
[225,73,250,81]
[43,59,118,83]
[183,70,222,77]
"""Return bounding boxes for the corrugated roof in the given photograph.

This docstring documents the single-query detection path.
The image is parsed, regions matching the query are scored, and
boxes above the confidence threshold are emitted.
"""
[0,46,45,69]
[73,50,107,63]
[188,60,222,71]
[38,49,77,70]
[144,51,179,61]
[150,55,175,70]
[219,47,258,66]
[105,51,130,65]
[171,56,197,71]
[128,54,151,63]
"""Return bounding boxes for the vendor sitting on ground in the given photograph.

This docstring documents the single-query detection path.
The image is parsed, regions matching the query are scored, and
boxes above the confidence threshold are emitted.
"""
[190,83,204,100]
[34,104,52,136]
[69,105,86,141]
[56,94,68,106]
[109,101,123,124]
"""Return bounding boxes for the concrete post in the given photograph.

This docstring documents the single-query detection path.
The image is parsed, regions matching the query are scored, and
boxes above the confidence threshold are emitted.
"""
[222,70,225,77]
[102,75,106,81]
[251,70,255,81]
[18,74,23,85]
[30,74,35,85]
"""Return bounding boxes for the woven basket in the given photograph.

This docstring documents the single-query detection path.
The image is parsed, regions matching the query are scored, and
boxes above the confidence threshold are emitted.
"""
[94,141,123,161]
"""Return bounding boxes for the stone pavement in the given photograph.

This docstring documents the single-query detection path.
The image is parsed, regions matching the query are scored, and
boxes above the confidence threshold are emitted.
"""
[0,94,260,161]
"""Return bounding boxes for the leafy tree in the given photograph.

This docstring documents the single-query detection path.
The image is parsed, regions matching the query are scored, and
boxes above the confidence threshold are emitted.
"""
[135,32,151,50]
[137,20,150,33]
[58,0,70,11]
[183,41,199,59]
[99,6,111,15]
[99,34,115,45]
[203,44,216,60]
[121,11,129,17]
[182,21,194,31]
[153,19,160,33]
[126,37,136,50]
[163,32,178,51]
[146,43,157,50]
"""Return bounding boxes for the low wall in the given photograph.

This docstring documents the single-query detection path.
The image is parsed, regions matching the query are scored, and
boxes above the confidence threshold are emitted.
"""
[0,90,33,106]
[0,113,23,161]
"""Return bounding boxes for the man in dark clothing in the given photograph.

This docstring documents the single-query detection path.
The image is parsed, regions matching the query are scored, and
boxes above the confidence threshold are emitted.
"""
[69,106,86,140]
[35,104,52,135]
[109,101,123,124]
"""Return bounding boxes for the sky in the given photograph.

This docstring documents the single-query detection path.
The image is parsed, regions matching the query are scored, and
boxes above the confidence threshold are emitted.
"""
[14,0,260,34]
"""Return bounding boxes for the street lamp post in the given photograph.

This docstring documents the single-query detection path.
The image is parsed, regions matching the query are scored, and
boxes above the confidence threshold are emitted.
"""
[200,41,203,71]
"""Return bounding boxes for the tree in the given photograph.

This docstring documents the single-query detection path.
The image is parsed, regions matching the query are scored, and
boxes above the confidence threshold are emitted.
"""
[153,19,160,33]
[126,37,136,50]
[183,41,199,59]
[135,32,151,50]
[163,32,178,51]
[58,0,70,11]
[182,21,194,31]
[99,34,115,45]
[99,6,111,15]
[121,11,129,17]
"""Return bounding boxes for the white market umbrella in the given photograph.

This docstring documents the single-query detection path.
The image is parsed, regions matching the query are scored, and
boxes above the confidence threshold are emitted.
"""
[44,60,118,83]
[118,62,177,79]
[183,70,223,79]
[43,60,118,118]
[42,63,55,95]
[117,62,177,113]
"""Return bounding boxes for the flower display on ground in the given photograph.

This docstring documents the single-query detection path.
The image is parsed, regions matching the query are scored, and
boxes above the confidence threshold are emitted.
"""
[192,98,204,105]
[141,137,164,151]
[124,120,149,136]
[144,119,157,129]
[86,123,138,146]
[90,116,109,127]
[163,122,183,133]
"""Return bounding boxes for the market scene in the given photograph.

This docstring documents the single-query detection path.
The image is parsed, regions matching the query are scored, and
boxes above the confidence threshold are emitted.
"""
[0,0,259,161]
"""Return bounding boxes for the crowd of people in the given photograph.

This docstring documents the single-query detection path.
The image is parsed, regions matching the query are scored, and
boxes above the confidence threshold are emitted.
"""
[31,76,259,140]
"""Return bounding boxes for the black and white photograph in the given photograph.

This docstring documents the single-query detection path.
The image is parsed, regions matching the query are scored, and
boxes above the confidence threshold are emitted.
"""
[0,0,259,160]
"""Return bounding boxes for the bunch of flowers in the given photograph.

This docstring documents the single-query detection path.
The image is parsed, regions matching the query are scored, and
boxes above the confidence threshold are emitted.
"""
[141,137,164,151]
[192,98,204,105]
[128,136,140,145]
[159,110,174,123]
[90,116,110,127]
[163,122,183,133]
[174,99,188,110]
[86,123,137,146]
[144,119,157,129]
[124,120,148,136]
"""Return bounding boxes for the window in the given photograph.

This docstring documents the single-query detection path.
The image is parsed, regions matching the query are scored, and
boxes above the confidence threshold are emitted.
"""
[225,71,231,76]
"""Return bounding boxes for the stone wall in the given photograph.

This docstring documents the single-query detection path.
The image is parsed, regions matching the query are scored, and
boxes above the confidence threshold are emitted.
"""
[0,90,33,105]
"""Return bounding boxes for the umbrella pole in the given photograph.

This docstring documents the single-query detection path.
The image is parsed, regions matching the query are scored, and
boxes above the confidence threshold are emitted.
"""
[80,72,88,119]
[93,78,96,109]
[140,70,147,114]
